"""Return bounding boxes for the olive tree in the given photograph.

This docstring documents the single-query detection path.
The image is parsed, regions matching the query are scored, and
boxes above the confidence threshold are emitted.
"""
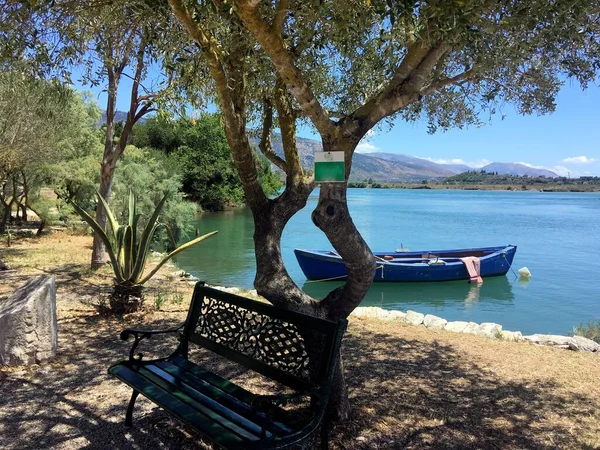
[165,0,600,419]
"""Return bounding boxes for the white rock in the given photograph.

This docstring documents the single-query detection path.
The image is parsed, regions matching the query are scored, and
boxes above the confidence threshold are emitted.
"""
[423,314,447,330]
[0,276,57,366]
[479,322,503,338]
[171,270,186,278]
[568,336,600,352]
[445,321,469,333]
[524,334,572,348]
[385,310,406,321]
[463,322,482,335]
[404,310,425,326]
[501,330,523,342]
[248,290,258,297]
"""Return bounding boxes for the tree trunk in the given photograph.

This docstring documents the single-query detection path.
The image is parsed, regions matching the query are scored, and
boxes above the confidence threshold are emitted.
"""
[91,162,114,269]
[252,188,318,313]
[0,196,14,234]
[36,220,45,236]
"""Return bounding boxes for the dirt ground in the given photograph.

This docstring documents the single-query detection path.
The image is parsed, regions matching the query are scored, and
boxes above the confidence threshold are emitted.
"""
[1,232,599,449]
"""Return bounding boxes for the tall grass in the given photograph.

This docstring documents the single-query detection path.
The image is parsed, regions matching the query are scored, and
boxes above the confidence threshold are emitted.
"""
[572,320,600,344]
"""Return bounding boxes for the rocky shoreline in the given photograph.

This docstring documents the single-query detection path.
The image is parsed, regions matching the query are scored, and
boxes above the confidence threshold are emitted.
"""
[351,306,600,353]
[169,271,599,355]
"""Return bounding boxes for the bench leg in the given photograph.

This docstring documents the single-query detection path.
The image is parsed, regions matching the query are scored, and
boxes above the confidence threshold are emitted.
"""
[320,420,330,450]
[125,390,140,427]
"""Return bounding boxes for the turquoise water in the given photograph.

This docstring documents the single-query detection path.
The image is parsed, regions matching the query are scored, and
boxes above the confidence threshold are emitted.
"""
[173,189,600,335]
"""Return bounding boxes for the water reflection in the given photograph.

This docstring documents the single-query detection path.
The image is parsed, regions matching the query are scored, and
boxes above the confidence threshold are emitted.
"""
[173,208,257,287]
[302,276,515,308]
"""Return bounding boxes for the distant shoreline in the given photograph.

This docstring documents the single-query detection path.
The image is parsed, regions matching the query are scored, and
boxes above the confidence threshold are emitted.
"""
[349,183,600,192]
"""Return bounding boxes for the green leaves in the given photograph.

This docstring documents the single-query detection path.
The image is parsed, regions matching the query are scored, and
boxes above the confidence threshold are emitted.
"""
[70,190,218,287]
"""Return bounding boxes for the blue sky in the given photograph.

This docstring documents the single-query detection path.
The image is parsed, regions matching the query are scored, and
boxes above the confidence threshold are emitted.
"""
[85,75,600,177]
[348,83,600,177]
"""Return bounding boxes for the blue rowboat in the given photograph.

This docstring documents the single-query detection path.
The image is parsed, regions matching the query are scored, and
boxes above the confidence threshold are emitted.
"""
[294,245,517,282]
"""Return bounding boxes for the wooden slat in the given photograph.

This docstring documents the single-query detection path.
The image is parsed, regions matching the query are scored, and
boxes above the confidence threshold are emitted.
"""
[109,364,254,447]
[170,355,255,404]
[137,366,262,441]
[157,359,294,435]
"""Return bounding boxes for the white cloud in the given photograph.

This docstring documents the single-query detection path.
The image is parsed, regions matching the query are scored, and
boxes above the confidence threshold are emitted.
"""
[562,156,597,164]
[423,157,491,168]
[355,142,379,153]
[517,162,571,177]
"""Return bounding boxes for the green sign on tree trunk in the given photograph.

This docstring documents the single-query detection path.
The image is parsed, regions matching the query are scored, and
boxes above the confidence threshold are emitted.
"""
[314,151,345,182]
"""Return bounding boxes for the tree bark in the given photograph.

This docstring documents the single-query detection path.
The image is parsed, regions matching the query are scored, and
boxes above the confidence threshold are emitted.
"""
[91,67,118,270]
[91,155,116,269]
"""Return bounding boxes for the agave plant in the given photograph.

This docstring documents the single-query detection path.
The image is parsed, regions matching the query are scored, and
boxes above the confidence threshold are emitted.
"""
[70,191,217,313]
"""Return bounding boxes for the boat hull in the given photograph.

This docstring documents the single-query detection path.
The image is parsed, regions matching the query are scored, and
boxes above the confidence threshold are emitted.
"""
[294,246,517,282]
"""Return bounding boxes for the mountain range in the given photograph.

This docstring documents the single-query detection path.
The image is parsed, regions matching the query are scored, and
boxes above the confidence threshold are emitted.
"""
[259,135,558,181]
[102,110,557,181]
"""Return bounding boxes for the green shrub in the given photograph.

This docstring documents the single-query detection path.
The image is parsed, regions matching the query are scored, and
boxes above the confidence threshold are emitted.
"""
[571,320,600,344]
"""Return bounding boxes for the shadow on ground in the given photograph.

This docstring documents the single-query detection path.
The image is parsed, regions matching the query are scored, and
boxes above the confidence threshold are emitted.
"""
[334,324,599,449]
[1,314,598,450]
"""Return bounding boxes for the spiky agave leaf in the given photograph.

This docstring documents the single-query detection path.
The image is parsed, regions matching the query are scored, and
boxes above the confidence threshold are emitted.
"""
[138,230,218,285]
[122,225,134,281]
[130,193,169,281]
[69,200,125,283]
[96,191,120,243]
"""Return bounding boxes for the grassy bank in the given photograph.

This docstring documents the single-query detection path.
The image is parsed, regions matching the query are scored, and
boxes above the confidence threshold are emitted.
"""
[1,231,599,449]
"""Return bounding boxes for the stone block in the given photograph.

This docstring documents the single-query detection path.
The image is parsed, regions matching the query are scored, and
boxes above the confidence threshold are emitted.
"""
[501,330,523,342]
[0,276,57,366]
[445,321,469,333]
[404,310,425,326]
[568,336,600,352]
[423,314,447,330]
[479,322,503,338]
[463,322,482,335]
[385,310,406,321]
[524,334,572,348]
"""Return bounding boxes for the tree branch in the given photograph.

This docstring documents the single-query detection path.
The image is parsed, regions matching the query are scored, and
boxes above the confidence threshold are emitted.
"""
[258,98,288,172]
[274,76,304,182]
[272,0,289,35]
[233,0,335,138]
[168,0,268,208]
[420,68,477,96]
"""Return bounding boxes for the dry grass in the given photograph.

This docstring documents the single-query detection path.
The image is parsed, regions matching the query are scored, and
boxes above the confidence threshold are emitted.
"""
[1,231,600,449]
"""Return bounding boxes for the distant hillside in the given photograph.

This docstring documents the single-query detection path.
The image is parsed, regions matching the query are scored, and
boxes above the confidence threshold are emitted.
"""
[99,110,129,126]
[480,162,558,178]
[368,153,470,175]
[253,136,460,182]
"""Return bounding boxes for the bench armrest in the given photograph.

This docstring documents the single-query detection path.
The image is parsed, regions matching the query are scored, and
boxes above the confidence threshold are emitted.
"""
[120,323,185,362]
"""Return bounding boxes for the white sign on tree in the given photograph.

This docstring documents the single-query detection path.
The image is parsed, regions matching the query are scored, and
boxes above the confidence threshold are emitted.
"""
[314,151,345,182]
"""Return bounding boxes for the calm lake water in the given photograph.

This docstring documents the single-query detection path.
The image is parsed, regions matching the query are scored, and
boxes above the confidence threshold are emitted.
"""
[173,189,600,335]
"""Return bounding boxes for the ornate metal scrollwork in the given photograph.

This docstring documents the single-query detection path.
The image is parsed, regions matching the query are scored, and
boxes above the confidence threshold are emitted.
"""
[195,296,311,381]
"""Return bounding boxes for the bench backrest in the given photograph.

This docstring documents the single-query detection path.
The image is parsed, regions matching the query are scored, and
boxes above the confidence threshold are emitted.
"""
[179,284,347,392]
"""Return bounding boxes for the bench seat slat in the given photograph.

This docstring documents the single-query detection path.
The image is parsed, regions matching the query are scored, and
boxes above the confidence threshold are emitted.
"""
[154,360,294,436]
[167,356,307,430]
[136,365,263,441]
[170,355,256,404]
[110,363,256,446]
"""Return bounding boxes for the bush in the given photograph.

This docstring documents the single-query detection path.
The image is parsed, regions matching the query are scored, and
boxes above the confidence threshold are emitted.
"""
[572,320,600,344]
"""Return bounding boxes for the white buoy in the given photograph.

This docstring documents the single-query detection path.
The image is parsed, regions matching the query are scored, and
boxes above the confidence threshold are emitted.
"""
[518,267,532,278]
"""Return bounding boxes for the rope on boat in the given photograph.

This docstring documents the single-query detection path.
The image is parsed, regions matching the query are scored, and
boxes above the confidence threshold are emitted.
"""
[304,264,386,283]
[502,251,518,278]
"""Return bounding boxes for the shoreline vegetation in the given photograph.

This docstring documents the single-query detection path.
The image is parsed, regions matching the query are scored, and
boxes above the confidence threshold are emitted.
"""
[348,171,600,192]
[1,230,600,448]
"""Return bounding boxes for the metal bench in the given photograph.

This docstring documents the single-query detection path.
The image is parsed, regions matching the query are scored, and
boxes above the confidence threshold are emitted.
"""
[108,283,347,449]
